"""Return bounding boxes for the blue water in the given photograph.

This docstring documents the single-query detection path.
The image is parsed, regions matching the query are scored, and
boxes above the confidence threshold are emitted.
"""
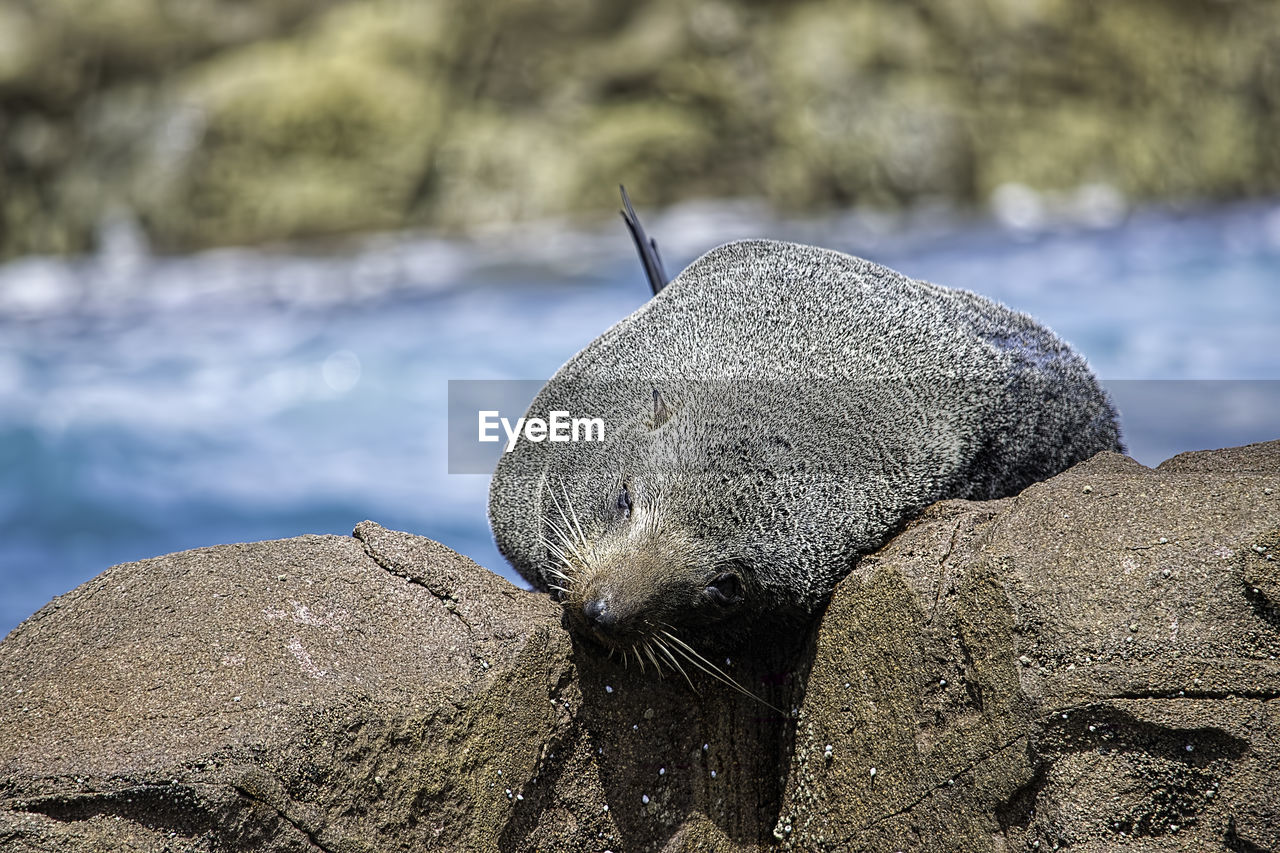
[2,199,1279,637]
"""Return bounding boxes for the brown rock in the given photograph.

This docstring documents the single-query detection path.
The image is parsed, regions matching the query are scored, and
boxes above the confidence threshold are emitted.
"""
[0,526,568,852]
[1,441,1277,851]
[782,441,1280,851]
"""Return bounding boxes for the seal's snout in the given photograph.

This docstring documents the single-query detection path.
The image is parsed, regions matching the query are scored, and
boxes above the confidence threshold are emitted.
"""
[583,596,617,634]
[560,525,729,651]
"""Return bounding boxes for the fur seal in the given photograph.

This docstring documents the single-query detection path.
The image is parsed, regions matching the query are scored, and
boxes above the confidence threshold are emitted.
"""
[488,203,1122,668]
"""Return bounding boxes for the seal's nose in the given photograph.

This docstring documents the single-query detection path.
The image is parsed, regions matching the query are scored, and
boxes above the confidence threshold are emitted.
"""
[583,597,617,633]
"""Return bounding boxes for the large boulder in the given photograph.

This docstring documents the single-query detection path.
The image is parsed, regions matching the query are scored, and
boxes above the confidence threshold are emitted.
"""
[779,444,1280,851]
[1,440,1277,851]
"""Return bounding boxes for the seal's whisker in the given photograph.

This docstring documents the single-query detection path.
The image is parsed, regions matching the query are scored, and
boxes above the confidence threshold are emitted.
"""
[543,570,573,587]
[546,480,575,538]
[541,560,573,585]
[543,510,585,565]
[535,535,576,587]
[645,639,669,678]
[652,635,698,693]
[547,519,580,561]
[541,556,570,578]
[538,532,572,566]
[659,629,786,714]
[535,545,571,577]
[546,486,588,562]
[642,640,661,673]
[558,481,589,554]
[663,640,732,693]
[539,562,571,586]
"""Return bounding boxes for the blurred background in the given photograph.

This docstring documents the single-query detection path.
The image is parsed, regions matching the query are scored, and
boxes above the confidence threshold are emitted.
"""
[1,0,1278,635]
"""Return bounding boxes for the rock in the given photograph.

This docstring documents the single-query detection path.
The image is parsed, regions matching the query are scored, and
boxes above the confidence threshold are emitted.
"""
[0,525,569,852]
[1,441,1278,851]
[781,442,1280,852]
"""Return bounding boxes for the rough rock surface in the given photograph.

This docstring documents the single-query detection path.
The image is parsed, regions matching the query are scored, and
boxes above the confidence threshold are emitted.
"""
[1,441,1278,851]
[779,443,1280,852]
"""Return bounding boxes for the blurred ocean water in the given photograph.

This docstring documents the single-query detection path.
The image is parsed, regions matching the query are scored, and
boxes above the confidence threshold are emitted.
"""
[2,199,1279,636]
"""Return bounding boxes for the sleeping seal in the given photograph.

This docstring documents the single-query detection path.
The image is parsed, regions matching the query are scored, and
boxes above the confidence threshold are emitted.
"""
[488,196,1121,667]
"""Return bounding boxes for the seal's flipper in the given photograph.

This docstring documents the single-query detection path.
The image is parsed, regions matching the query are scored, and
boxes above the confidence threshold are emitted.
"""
[620,185,669,295]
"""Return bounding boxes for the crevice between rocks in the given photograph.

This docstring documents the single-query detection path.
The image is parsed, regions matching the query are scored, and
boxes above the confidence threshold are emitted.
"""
[15,783,216,838]
[838,732,1031,844]
[1225,816,1272,853]
[229,783,332,853]
[13,780,332,853]
[1114,688,1280,702]
[352,524,475,632]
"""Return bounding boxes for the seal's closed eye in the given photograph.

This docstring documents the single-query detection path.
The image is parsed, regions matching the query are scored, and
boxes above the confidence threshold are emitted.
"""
[704,572,744,608]
[617,483,632,519]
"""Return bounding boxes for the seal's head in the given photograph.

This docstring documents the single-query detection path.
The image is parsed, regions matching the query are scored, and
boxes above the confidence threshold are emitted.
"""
[544,468,754,661]
[491,380,840,662]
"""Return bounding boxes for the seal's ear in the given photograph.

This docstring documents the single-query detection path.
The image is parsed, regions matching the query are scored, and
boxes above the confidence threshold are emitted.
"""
[651,388,672,429]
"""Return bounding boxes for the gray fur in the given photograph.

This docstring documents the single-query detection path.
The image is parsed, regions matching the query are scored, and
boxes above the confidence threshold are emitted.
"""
[488,240,1121,644]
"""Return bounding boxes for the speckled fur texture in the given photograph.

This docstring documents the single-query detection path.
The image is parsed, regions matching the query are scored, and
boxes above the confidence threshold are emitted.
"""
[488,240,1122,650]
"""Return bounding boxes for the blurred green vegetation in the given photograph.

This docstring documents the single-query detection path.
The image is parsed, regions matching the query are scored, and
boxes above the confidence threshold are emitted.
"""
[0,0,1277,256]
